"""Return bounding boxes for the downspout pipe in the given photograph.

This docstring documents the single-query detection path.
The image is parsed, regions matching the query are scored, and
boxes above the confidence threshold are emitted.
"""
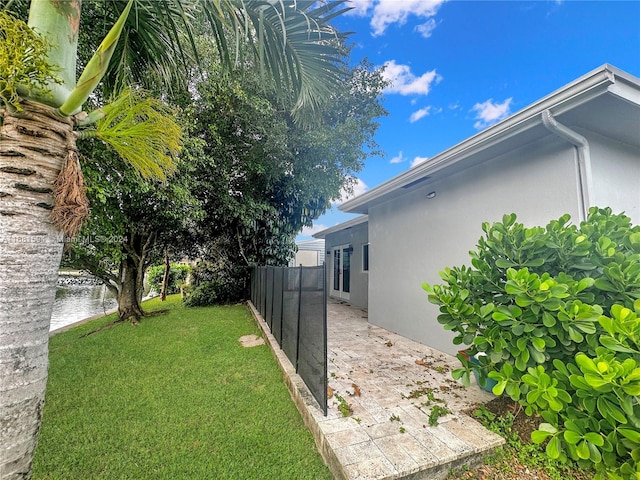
[541,110,593,222]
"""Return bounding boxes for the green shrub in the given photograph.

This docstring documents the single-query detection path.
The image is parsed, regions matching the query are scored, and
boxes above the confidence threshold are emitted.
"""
[147,263,190,294]
[423,207,640,479]
[183,280,222,307]
[183,261,249,306]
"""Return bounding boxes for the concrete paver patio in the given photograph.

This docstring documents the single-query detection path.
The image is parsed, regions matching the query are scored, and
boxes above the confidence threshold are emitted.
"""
[249,299,504,480]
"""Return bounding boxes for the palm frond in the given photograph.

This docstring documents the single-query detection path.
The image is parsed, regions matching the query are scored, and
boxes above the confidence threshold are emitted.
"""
[79,0,199,97]
[120,0,198,90]
[203,0,351,125]
[93,89,182,181]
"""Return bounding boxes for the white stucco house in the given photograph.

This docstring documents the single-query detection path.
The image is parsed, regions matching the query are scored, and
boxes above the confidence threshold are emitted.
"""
[313,215,369,310]
[314,64,640,356]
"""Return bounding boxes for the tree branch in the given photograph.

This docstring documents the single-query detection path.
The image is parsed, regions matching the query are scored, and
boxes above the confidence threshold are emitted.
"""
[236,226,250,266]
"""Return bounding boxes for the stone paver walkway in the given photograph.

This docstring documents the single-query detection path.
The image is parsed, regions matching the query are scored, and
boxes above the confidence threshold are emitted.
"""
[249,299,504,480]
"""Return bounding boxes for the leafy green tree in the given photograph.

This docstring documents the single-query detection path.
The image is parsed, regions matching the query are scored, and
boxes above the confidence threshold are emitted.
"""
[0,1,350,476]
[69,53,387,310]
[183,53,387,301]
[65,136,202,321]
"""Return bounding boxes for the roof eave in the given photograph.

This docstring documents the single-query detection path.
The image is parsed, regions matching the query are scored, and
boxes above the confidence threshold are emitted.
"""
[340,64,633,214]
[312,215,368,239]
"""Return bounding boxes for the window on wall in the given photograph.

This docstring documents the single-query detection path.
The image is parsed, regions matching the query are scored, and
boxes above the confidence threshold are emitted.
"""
[362,243,369,272]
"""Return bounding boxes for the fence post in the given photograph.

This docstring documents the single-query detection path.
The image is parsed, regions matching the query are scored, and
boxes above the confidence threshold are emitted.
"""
[270,267,276,328]
[279,267,285,346]
[295,265,302,373]
[322,263,328,416]
[261,267,267,316]
[251,266,256,304]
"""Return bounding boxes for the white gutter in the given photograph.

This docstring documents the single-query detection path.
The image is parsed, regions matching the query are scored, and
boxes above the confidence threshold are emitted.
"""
[541,110,593,222]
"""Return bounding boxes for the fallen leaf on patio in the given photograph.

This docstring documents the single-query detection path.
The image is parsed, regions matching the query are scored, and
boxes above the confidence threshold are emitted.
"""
[415,359,427,366]
[327,386,334,398]
[352,383,361,397]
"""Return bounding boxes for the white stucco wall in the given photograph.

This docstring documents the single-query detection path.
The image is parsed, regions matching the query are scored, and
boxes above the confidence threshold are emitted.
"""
[367,136,582,355]
[588,131,640,224]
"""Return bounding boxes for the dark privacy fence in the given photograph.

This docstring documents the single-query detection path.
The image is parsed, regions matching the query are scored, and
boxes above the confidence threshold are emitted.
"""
[251,265,327,415]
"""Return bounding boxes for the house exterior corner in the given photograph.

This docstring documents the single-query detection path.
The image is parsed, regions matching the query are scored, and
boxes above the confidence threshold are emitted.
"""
[315,65,640,357]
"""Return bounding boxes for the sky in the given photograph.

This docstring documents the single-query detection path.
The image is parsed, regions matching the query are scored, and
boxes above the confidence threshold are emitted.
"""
[297,0,640,240]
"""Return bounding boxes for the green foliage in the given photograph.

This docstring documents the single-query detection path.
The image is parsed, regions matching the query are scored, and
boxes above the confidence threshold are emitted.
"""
[90,89,182,181]
[207,0,350,125]
[183,261,249,307]
[65,134,201,312]
[471,405,590,480]
[428,405,451,427]
[0,11,60,110]
[424,208,640,479]
[334,393,353,418]
[184,280,232,307]
[146,263,190,295]
[186,51,386,268]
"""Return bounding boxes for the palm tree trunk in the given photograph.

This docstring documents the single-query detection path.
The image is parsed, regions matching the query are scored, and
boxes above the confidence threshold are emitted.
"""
[0,101,71,479]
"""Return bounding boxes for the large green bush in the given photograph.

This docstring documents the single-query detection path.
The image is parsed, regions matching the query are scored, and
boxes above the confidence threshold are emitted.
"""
[183,261,249,307]
[423,208,640,479]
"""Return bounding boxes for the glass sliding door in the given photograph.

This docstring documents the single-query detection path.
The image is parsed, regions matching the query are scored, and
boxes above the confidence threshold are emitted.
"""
[331,245,350,300]
[333,249,340,291]
[342,246,350,293]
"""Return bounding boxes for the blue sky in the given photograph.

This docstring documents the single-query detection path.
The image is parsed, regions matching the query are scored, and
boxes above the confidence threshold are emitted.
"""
[298,0,640,239]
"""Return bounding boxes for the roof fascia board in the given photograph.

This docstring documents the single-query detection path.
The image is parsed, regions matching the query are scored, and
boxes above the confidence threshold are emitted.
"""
[608,80,640,107]
[340,65,626,214]
[312,215,368,239]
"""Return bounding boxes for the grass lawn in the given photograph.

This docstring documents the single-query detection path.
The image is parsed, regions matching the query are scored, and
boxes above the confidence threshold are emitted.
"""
[33,295,332,480]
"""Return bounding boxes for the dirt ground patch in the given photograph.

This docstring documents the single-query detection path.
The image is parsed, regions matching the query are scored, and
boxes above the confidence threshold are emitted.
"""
[449,396,595,480]
[238,334,265,347]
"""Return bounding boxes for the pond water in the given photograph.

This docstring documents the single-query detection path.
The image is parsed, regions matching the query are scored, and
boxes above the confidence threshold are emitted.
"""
[50,281,117,332]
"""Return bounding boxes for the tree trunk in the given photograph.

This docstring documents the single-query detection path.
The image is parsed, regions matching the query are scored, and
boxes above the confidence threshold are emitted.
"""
[118,255,145,323]
[0,102,71,479]
[161,247,170,301]
[117,230,155,322]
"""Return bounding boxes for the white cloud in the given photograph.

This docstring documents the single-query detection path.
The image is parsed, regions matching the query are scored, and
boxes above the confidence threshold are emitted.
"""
[300,224,328,237]
[368,0,446,36]
[390,151,404,164]
[410,156,429,168]
[415,18,438,38]
[333,178,369,204]
[471,97,513,129]
[382,60,441,96]
[347,178,369,199]
[344,0,376,16]
[410,106,431,123]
